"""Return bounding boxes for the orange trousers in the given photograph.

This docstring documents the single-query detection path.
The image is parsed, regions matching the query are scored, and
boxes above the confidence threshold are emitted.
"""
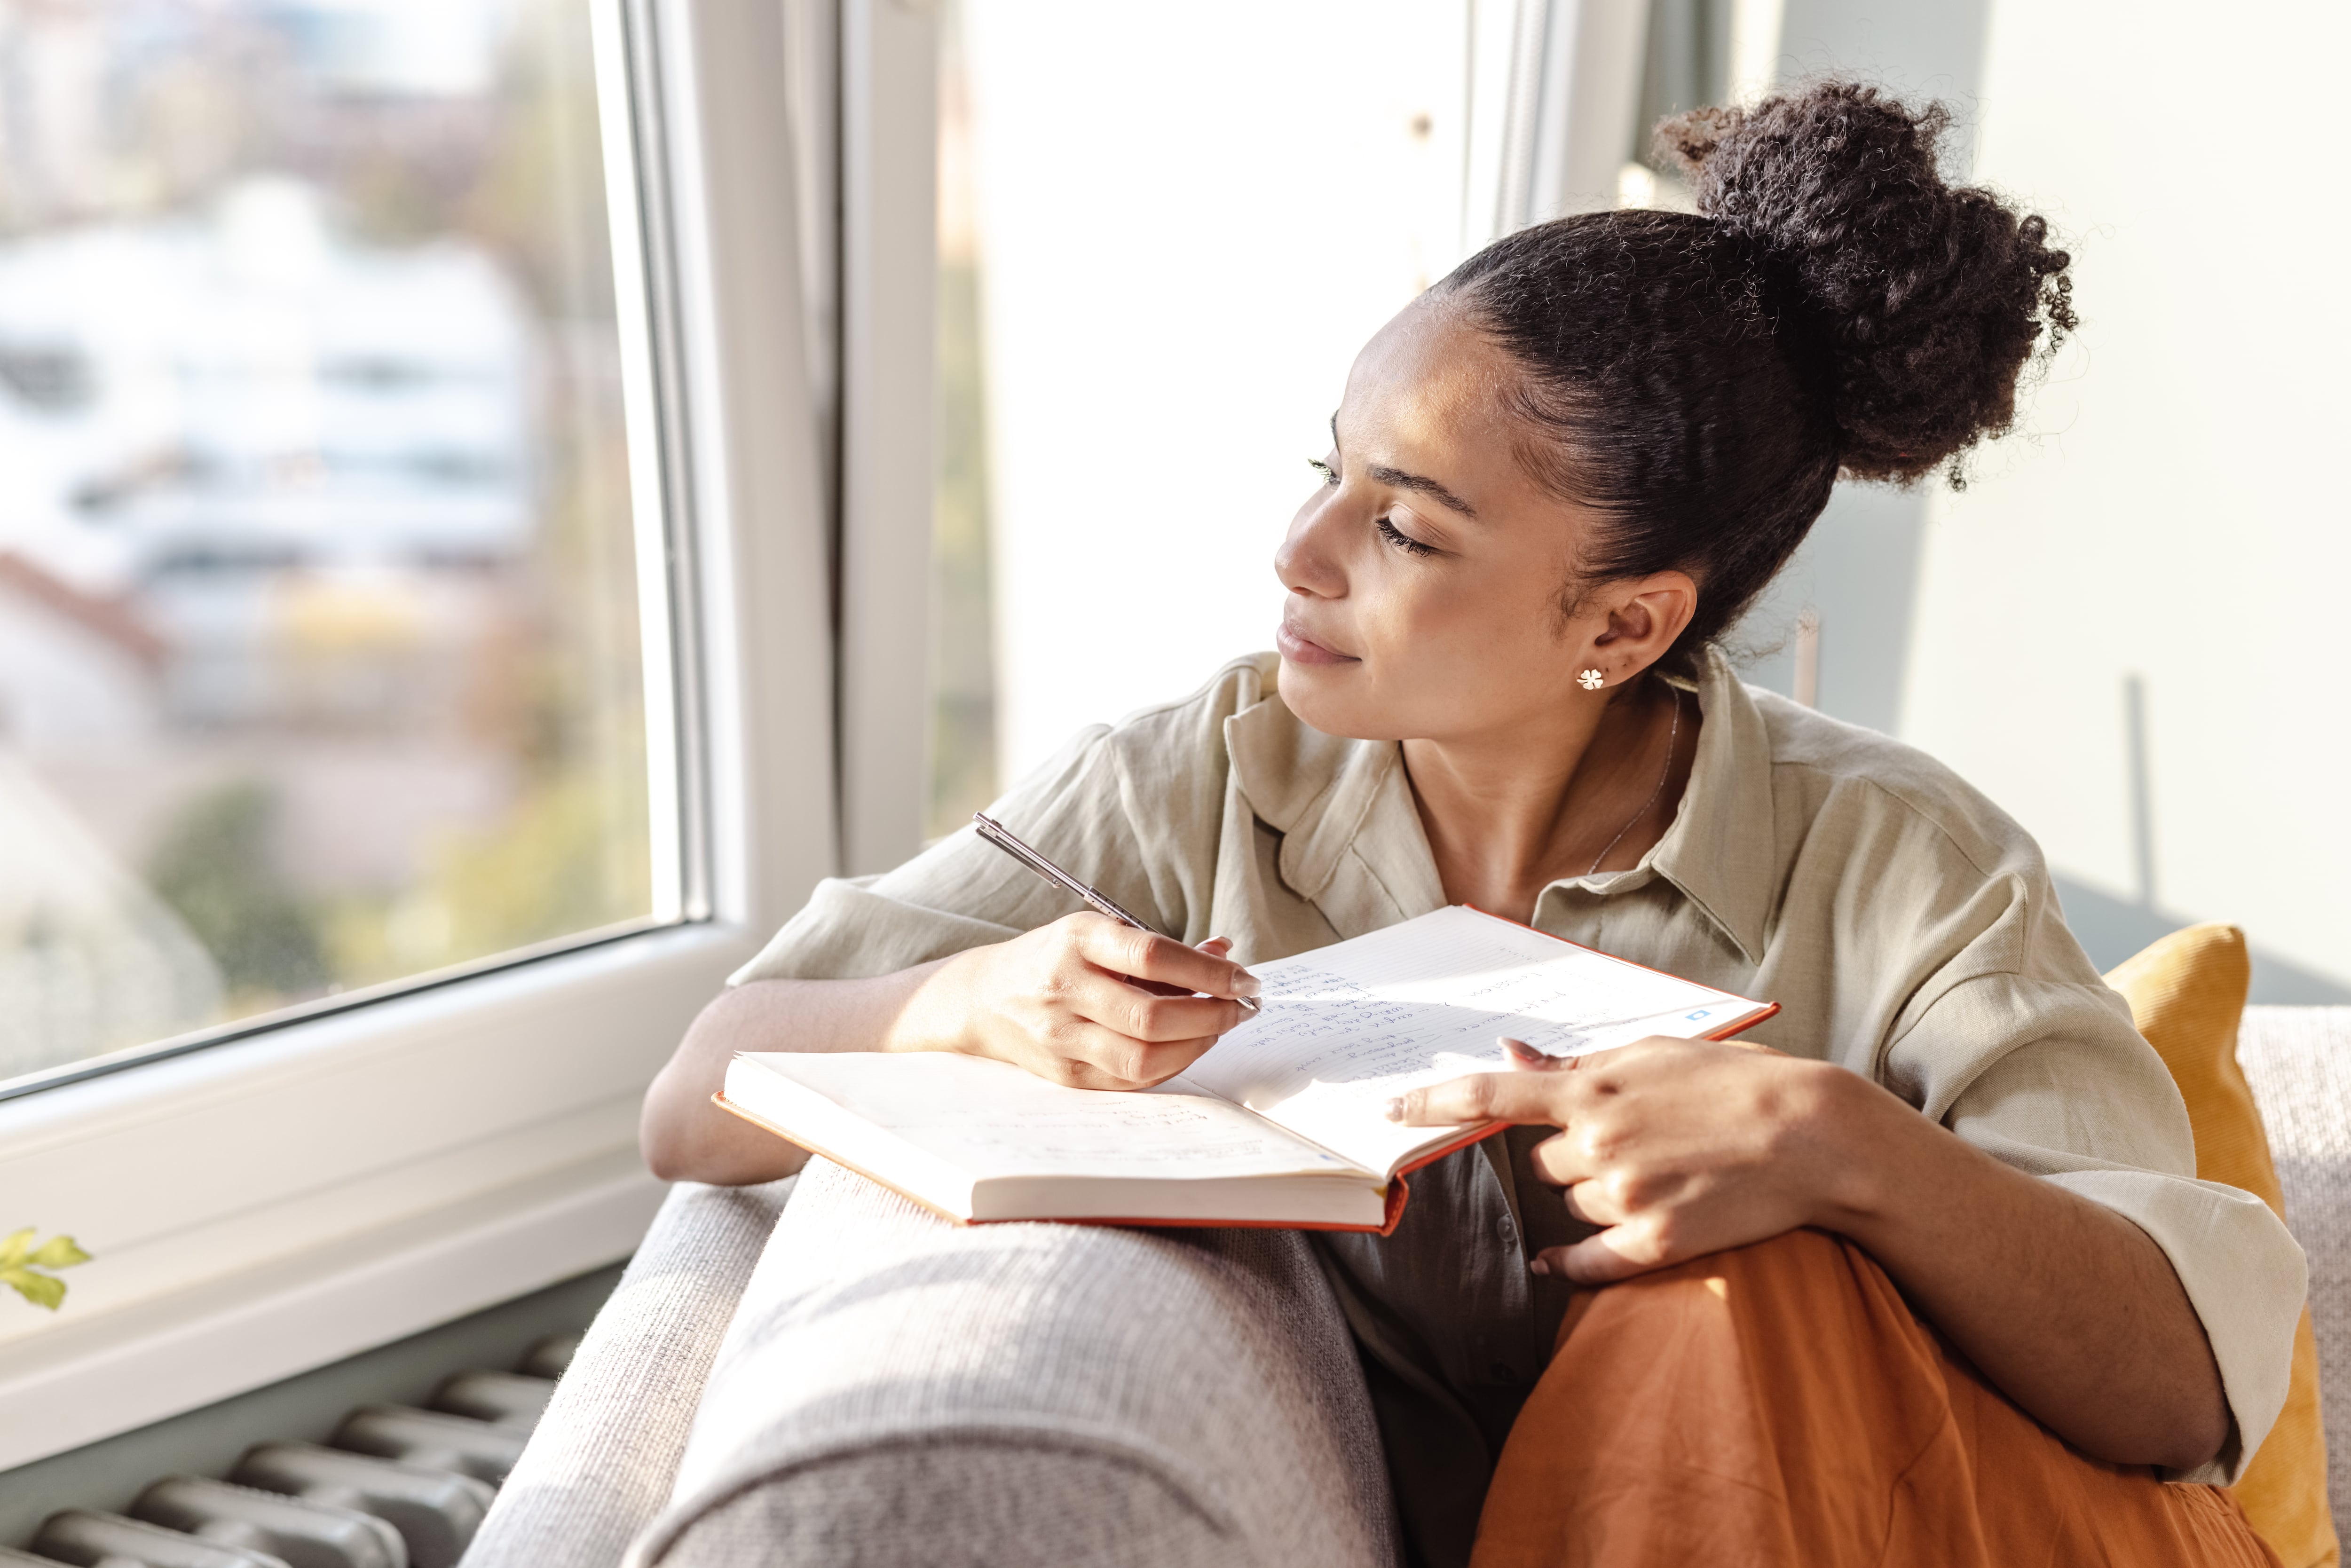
[1470,1229,2279,1568]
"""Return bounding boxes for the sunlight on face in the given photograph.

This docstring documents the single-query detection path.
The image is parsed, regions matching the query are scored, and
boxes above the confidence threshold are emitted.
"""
[1272,298,1617,744]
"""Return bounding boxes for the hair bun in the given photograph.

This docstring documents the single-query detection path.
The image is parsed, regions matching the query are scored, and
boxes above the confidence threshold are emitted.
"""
[1656,84,2075,484]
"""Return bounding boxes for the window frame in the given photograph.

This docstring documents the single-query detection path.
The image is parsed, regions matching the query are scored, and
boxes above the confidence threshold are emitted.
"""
[0,0,909,1471]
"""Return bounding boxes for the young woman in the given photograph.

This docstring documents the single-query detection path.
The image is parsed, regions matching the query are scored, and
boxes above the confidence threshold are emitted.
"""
[640,84,2302,1568]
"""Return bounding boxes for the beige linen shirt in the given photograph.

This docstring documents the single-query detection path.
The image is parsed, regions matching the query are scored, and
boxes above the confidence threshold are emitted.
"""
[735,649,2303,1514]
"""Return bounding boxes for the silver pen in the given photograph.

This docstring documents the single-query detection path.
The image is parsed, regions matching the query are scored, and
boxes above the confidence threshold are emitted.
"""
[972,811,1261,1012]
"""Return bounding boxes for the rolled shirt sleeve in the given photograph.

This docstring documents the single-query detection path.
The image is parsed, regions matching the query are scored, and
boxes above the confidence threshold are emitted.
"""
[1771,725,2310,1489]
[1888,966,2307,1485]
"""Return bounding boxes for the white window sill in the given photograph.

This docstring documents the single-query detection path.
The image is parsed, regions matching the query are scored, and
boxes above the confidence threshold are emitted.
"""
[0,920,750,1468]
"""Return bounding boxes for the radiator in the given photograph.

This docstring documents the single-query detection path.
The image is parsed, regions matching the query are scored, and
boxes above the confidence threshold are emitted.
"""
[3,1332,576,1568]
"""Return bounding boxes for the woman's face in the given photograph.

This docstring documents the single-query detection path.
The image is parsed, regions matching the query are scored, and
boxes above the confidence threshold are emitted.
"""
[1274,298,1684,745]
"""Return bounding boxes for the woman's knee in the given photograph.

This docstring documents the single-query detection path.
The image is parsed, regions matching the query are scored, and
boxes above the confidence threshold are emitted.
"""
[1559,1227,1889,1350]
[1547,1228,1951,1441]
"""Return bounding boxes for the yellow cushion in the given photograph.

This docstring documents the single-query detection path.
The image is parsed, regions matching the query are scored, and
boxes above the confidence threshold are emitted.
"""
[2106,922,2338,1568]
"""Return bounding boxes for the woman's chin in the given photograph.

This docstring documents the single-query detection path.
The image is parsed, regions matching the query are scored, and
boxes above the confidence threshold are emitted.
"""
[1276,660,1396,741]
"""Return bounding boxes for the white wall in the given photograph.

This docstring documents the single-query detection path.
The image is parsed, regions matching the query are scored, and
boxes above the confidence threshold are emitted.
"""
[1896,0,2351,995]
[962,0,1469,781]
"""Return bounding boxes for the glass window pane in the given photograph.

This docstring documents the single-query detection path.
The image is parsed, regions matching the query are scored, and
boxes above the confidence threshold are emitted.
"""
[0,0,661,1086]
[927,0,995,836]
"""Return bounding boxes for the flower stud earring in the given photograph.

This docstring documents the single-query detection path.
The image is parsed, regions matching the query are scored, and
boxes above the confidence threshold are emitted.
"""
[1577,669,1605,691]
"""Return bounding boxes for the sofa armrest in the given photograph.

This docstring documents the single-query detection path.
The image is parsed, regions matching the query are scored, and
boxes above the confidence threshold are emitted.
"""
[464,1175,797,1568]
[628,1160,1400,1568]
[2236,1005,2351,1526]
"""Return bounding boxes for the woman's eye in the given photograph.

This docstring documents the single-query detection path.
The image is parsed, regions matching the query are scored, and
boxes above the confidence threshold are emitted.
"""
[1307,457,1337,486]
[1376,516,1438,557]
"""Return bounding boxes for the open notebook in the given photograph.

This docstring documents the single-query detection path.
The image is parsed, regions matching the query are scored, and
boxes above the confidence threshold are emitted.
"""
[718,905,1775,1232]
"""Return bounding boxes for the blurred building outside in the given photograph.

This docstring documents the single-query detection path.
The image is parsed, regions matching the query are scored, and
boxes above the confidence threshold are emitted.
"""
[925,1,995,838]
[0,0,654,1084]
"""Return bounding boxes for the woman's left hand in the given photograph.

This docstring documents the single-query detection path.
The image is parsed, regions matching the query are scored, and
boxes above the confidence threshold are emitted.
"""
[1386,1035,1871,1284]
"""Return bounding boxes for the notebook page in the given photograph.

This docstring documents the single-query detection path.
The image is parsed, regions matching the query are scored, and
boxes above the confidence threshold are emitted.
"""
[1175,906,1754,1175]
[732,1051,1363,1182]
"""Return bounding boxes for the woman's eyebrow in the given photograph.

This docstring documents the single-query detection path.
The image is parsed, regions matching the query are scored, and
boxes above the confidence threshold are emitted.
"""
[1367,464,1479,520]
[1330,416,1481,520]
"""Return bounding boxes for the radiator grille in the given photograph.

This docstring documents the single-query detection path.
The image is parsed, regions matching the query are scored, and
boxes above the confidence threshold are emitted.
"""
[6,1332,576,1568]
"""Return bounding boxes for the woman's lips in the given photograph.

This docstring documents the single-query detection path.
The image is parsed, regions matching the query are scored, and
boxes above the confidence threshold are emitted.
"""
[1276,619,1358,666]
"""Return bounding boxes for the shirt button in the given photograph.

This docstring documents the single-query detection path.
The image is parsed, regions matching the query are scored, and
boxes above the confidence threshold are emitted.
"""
[1489,1361,1516,1383]
[1495,1214,1517,1245]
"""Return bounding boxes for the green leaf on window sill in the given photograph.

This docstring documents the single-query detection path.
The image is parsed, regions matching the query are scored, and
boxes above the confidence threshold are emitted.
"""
[2,1229,92,1311]
[29,1234,92,1269]
[1,1268,67,1311]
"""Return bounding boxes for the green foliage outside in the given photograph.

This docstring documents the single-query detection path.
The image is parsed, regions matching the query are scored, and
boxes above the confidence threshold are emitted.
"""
[145,722,649,1014]
[147,782,329,1007]
[323,436,654,988]
[1,1229,91,1312]
[928,256,999,836]
[324,764,651,989]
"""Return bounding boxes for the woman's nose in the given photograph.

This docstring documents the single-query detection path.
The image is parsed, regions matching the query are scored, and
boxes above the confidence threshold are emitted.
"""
[1275,499,1346,598]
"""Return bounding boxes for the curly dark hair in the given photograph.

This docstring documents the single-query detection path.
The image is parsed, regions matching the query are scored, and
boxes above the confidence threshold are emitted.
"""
[1437,81,2075,674]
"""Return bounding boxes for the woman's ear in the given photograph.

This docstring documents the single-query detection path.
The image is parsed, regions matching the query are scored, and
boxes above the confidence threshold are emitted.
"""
[1590,570,1698,670]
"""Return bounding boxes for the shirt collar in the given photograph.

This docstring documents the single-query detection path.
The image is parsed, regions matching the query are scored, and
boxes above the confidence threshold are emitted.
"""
[1225,646,1777,960]
[1642,647,1777,965]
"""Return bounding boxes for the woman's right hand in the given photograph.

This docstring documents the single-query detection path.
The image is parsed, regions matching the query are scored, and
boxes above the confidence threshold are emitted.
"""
[915,913,1261,1090]
[642,915,1261,1183]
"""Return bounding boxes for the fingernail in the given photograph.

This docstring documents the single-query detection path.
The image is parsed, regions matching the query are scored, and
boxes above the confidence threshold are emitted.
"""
[1382,1098,1405,1121]
[1529,1257,1551,1276]
[1231,969,1262,998]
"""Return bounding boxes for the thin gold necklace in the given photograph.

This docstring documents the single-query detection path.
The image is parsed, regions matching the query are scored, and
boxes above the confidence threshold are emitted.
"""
[1585,683,1682,877]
